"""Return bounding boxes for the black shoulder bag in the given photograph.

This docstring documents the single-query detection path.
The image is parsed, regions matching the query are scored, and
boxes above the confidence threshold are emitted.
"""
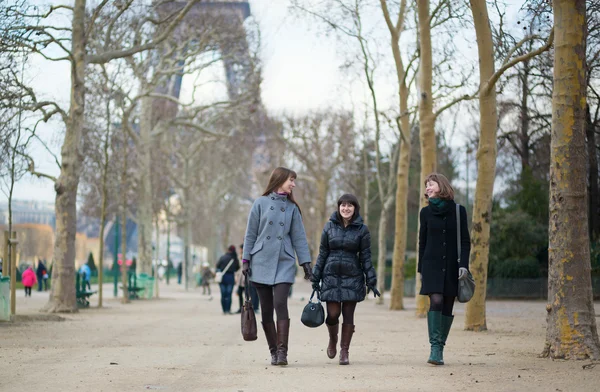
[456,204,475,303]
[301,289,325,328]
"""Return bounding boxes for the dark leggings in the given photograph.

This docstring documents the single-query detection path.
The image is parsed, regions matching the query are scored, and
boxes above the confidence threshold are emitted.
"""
[429,294,455,316]
[253,282,292,322]
[325,301,357,325]
[24,287,32,296]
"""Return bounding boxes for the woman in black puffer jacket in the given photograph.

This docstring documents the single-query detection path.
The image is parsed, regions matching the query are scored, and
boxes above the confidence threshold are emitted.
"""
[311,194,379,365]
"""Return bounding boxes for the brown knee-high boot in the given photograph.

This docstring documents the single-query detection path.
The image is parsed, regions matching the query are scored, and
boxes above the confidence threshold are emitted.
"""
[276,319,290,366]
[262,322,278,365]
[339,324,355,365]
[326,322,339,359]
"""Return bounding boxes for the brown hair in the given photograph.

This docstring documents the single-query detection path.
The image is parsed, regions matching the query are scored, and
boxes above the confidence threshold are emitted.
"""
[424,172,455,201]
[262,167,301,213]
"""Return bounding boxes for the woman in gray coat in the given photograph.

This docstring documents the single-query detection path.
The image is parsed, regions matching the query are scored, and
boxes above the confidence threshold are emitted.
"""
[242,167,313,366]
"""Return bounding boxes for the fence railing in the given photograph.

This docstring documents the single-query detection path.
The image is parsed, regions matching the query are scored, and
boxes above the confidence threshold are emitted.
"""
[393,277,600,300]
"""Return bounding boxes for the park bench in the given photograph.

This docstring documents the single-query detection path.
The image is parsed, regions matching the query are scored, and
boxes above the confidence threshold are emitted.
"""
[120,272,144,299]
[76,272,97,308]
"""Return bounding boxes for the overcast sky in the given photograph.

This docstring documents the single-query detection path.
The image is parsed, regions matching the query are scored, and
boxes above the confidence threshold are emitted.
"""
[4,0,527,204]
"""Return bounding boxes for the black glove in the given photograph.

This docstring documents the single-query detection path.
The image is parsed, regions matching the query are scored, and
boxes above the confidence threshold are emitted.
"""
[302,263,314,281]
[366,284,381,298]
[312,281,320,292]
[242,262,251,277]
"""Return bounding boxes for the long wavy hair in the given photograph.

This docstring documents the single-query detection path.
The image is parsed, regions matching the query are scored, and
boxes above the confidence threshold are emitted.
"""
[262,167,301,213]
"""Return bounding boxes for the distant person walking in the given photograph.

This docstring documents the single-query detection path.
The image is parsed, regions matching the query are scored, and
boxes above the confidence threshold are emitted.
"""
[22,266,37,297]
[242,167,313,366]
[42,259,49,290]
[418,173,471,366]
[36,260,46,292]
[311,194,379,365]
[177,262,183,285]
[201,262,214,296]
[216,245,240,314]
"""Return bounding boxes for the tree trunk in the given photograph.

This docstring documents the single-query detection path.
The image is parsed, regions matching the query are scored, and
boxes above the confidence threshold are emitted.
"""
[154,216,160,298]
[519,60,531,171]
[42,0,86,313]
[376,199,392,305]
[415,0,436,318]
[120,207,129,304]
[542,0,600,360]
[137,97,154,275]
[314,178,329,262]
[386,0,410,310]
[97,88,112,308]
[587,106,600,240]
[463,0,498,331]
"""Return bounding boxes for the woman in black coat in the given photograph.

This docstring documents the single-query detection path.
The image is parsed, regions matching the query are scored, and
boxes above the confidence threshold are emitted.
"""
[312,194,379,365]
[418,173,471,366]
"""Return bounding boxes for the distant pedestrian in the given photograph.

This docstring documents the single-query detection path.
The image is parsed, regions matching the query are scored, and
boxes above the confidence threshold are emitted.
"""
[177,262,183,285]
[311,193,379,365]
[42,259,49,290]
[242,167,313,366]
[79,263,92,290]
[22,266,36,297]
[201,262,214,295]
[36,260,46,292]
[418,173,471,366]
[216,245,240,314]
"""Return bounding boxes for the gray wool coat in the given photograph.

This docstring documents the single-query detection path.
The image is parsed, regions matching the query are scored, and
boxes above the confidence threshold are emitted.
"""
[242,193,311,285]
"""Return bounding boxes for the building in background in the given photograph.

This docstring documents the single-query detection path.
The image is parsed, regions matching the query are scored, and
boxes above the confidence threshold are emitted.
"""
[0,200,56,228]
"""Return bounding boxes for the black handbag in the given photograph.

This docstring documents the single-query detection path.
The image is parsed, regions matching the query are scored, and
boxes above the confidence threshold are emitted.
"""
[301,289,325,328]
[456,204,475,303]
[240,275,258,341]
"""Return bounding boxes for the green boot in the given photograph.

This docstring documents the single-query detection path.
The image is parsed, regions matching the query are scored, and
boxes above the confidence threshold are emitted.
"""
[427,311,444,365]
[440,314,454,364]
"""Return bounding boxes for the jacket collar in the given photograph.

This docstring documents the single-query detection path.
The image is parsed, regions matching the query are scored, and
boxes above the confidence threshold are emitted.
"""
[268,192,288,201]
[329,211,364,226]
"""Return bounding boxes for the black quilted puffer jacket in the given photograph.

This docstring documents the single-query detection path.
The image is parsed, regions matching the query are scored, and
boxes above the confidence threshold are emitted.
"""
[312,212,377,302]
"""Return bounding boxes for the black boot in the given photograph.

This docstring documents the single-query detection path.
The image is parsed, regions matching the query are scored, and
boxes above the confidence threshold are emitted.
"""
[262,322,278,365]
[276,319,290,365]
[326,322,339,359]
[339,324,354,365]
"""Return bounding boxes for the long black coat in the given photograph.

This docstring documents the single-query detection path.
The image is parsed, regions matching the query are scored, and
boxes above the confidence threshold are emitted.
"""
[312,212,377,302]
[418,200,471,296]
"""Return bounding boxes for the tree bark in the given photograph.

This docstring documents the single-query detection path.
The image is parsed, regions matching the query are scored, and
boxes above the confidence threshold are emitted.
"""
[137,97,154,275]
[376,198,393,305]
[42,0,86,313]
[379,0,410,311]
[415,0,436,318]
[464,0,498,331]
[587,105,600,240]
[542,0,600,360]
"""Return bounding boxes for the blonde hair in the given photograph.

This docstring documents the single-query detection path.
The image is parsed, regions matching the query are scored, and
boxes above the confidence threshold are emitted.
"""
[424,172,455,200]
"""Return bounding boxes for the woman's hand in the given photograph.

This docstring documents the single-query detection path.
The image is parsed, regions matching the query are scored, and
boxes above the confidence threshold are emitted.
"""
[242,262,251,277]
[458,267,468,280]
[302,263,314,281]
[366,284,381,298]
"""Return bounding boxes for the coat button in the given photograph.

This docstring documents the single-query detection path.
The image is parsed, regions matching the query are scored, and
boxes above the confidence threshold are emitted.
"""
[281,208,285,212]
[444,217,447,220]
[271,197,275,200]
[277,236,282,240]
[443,256,446,259]
[443,230,446,233]
[269,221,273,225]
[267,236,271,240]
[270,206,274,210]
[442,268,446,272]
[443,242,446,246]
[279,222,284,226]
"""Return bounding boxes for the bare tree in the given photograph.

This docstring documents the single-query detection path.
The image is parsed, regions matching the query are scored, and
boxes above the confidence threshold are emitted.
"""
[4,0,200,312]
[541,0,600,360]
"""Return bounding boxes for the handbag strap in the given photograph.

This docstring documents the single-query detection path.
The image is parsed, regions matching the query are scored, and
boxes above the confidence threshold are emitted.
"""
[221,256,235,275]
[456,203,461,265]
[244,274,251,301]
[309,289,321,302]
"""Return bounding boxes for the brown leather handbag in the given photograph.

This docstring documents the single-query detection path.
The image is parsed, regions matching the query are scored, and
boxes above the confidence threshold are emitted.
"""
[240,275,257,341]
